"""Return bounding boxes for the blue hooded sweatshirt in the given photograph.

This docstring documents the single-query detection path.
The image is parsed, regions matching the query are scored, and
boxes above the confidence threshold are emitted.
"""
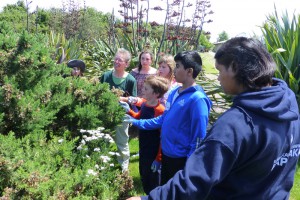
[142,78,300,200]
[132,84,212,158]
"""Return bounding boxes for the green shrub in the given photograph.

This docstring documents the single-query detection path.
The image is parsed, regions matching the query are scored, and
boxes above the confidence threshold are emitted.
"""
[0,129,132,199]
[0,21,131,200]
[0,24,125,137]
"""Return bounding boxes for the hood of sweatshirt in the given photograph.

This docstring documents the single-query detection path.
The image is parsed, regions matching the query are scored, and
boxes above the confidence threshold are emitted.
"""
[233,78,299,121]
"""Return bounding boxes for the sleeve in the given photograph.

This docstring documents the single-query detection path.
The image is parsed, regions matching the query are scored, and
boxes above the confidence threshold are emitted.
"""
[134,97,144,107]
[128,109,141,119]
[143,140,237,200]
[187,97,210,157]
[132,114,164,130]
[129,97,146,107]
[154,104,165,117]
[126,78,137,97]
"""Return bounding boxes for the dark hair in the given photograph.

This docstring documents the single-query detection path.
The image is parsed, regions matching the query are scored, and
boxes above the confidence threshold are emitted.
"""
[67,59,86,72]
[144,75,169,98]
[214,37,276,91]
[174,51,202,78]
[137,50,154,72]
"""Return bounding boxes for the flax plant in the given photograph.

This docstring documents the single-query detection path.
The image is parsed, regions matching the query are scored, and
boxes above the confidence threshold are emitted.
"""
[261,6,300,106]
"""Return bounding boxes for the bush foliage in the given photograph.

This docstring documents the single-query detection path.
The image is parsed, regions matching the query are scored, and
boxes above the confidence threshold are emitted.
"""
[0,22,132,199]
[0,129,133,199]
[0,22,124,137]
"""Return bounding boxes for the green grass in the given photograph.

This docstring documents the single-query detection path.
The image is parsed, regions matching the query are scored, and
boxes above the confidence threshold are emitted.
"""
[200,52,218,75]
[290,164,300,200]
[128,127,145,197]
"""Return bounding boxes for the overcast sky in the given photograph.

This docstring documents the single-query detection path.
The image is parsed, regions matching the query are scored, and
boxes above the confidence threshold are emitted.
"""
[0,0,299,42]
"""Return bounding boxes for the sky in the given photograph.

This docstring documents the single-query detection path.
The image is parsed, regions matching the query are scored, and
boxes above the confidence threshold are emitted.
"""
[0,0,299,42]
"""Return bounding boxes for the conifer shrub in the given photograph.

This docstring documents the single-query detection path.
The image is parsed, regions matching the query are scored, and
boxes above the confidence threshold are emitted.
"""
[0,22,132,199]
[0,129,132,199]
[0,23,124,137]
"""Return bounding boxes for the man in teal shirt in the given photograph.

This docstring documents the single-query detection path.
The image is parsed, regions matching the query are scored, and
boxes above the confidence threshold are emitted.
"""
[100,48,137,172]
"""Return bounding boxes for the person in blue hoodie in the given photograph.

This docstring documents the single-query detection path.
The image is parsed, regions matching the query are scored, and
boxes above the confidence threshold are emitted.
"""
[125,50,212,185]
[126,37,300,200]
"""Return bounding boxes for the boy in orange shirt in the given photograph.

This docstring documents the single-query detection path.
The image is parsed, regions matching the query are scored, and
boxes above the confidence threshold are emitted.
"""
[120,75,169,194]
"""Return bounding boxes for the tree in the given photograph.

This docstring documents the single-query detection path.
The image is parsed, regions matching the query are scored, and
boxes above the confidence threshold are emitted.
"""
[217,31,229,42]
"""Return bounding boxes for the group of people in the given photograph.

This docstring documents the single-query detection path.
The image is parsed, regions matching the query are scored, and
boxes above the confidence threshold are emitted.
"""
[67,37,300,200]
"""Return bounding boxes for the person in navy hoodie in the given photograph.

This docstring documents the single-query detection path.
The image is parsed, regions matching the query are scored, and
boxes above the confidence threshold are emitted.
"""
[126,37,300,200]
[125,50,212,185]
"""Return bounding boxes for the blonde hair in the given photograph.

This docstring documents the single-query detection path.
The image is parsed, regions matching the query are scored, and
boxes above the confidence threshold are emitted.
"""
[144,75,169,98]
[158,54,175,81]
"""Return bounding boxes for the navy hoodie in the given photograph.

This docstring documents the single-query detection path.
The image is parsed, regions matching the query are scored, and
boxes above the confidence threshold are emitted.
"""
[143,78,300,200]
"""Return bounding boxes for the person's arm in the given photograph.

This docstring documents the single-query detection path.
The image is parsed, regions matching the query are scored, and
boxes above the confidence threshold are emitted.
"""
[128,109,141,119]
[132,114,164,130]
[188,96,210,157]
[119,96,145,108]
[139,140,236,200]
[119,96,129,102]
[126,77,137,97]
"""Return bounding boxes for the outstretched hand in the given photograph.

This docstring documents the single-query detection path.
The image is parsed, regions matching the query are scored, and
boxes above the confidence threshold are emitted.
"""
[123,114,136,124]
[119,101,130,112]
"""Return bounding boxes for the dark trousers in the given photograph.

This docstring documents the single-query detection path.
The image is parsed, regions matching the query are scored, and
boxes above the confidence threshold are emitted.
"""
[139,156,160,194]
[161,153,187,185]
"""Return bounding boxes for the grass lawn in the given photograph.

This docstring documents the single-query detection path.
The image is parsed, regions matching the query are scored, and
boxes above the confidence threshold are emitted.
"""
[201,52,218,75]
[128,129,145,197]
[126,52,300,199]
[290,164,300,199]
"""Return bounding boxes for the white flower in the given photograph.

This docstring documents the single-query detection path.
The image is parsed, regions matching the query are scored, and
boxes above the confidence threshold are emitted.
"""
[77,145,83,150]
[100,155,111,163]
[80,140,86,145]
[94,148,101,152]
[87,169,98,176]
[95,132,104,137]
[108,152,116,156]
[109,163,114,167]
[58,139,64,143]
[97,127,105,131]
[95,164,99,169]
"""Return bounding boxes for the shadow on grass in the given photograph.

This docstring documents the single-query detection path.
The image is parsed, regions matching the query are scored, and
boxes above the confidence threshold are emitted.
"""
[129,154,145,196]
